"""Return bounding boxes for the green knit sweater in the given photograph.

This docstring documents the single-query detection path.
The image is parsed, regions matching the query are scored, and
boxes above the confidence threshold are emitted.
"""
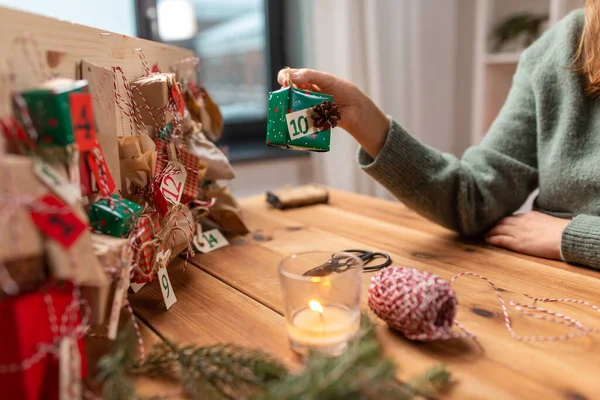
[358,9,600,270]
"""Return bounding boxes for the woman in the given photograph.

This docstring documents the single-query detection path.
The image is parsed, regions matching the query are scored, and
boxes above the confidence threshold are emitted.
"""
[278,4,600,270]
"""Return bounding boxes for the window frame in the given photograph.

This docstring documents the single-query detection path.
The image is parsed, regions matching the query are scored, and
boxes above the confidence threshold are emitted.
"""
[135,0,304,162]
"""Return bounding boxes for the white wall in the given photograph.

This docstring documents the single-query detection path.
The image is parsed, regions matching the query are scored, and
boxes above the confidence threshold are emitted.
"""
[0,0,137,36]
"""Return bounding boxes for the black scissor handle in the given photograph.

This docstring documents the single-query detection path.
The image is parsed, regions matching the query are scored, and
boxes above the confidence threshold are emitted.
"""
[363,252,392,271]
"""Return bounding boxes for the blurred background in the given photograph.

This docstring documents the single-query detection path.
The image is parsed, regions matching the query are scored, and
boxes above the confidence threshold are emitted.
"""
[0,0,586,199]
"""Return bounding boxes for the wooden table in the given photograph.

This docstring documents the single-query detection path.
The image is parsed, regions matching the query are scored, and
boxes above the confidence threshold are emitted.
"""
[129,189,600,400]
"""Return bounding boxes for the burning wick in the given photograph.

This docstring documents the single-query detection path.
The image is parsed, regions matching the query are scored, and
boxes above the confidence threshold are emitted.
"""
[309,300,325,330]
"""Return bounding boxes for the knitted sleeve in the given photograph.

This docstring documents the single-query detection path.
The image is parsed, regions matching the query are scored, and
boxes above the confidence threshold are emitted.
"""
[561,215,600,270]
[357,57,538,236]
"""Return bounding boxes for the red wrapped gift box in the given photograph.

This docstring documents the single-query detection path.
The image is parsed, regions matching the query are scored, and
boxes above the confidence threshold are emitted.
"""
[0,284,88,400]
[132,211,160,283]
[155,139,202,204]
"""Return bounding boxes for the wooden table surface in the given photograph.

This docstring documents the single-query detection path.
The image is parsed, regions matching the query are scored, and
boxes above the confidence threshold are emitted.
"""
[129,189,600,400]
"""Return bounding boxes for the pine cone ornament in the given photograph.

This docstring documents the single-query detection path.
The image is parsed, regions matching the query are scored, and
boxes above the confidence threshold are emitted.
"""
[311,101,341,131]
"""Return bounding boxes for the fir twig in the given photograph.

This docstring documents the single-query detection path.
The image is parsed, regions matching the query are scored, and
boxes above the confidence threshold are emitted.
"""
[132,340,288,400]
[97,312,451,400]
[97,326,139,400]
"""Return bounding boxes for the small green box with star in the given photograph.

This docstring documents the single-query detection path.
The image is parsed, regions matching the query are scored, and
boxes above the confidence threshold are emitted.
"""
[88,194,143,238]
[20,79,88,147]
[266,87,333,152]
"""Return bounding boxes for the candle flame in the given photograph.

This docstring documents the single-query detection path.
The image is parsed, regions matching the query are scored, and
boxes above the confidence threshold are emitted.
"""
[309,300,323,313]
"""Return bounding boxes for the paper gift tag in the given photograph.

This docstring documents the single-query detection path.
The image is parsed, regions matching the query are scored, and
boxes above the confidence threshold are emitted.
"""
[87,144,116,196]
[159,161,187,205]
[130,281,146,293]
[157,252,176,310]
[171,84,185,116]
[29,194,86,249]
[33,159,81,205]
[286,108,320,141]
[193,228,229,253]
[69,92,97,152]
[59,336,82,400]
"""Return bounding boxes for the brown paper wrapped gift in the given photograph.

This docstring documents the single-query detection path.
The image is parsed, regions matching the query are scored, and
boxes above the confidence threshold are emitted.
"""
[161,204,196,262]
[0,156,48,296]
[0,156,46,264]
[45,228,108,288]
[131,73,175,128]
[203,183,249,235]
[118,134,157,206]
[184,128,235,181]
[82,234,132,325]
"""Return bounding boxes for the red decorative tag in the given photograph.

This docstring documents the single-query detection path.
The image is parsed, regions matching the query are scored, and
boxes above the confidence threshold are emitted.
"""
[151,63,161,73]
[86,144,115,196]
[29,194,87,248]
[79,153,95,196]
[171,84,185,116]
[153,179,169,216]
[69,93,97,152]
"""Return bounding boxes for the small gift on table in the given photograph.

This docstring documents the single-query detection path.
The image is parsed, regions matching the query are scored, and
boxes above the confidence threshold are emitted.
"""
[20,78,88,147]
[0,284,88,400]
[266,83,341,152]
[88,194,143,237]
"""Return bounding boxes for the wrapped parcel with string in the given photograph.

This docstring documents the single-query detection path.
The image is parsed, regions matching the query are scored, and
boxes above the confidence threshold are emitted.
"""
[266,84,340,152]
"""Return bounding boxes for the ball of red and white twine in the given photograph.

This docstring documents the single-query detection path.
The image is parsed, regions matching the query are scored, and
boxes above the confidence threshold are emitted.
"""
[368,267,600,342]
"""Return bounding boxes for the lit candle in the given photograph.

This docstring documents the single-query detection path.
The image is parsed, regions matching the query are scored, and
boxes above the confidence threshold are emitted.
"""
[285,300,360,350]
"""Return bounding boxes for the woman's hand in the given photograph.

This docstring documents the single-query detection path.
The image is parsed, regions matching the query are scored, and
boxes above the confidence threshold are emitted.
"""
[277,68,389,157]
[485,211,570,260]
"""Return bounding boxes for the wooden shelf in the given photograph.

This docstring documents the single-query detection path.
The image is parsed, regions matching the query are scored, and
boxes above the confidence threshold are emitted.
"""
[485,52,522,65]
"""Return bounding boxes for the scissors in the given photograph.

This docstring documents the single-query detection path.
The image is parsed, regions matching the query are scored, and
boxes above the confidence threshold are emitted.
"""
[303,249,392,277]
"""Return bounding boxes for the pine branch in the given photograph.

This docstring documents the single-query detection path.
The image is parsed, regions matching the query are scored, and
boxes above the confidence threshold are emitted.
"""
[132,340,288,400]
[97,326,140,400]
[260,313,451,400]
[97,312,451,400]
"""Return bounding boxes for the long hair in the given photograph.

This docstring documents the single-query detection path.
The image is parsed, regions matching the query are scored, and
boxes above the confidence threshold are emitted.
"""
[575,0,600,97]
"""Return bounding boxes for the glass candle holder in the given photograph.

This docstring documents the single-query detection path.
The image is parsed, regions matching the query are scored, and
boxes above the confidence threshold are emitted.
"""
[278,251,363,356]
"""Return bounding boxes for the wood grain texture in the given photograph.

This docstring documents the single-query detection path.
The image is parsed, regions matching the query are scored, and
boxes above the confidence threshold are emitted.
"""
[129,258,299,369]
[0,6,194,138]
[184,192,600,400]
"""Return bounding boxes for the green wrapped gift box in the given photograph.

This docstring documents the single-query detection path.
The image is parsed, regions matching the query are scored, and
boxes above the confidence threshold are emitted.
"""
[88,194,143,238]
[266,87,333,152]
[21,78,88,146]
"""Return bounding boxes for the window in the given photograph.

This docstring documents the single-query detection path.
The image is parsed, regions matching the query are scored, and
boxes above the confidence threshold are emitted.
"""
[136,0,302,162]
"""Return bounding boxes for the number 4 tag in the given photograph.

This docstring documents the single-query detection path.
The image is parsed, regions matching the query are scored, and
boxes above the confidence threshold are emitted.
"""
[193,228,229,253]
[286,108,320,141]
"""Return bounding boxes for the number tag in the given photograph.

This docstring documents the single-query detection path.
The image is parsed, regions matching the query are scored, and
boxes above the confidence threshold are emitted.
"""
[129,281,146,293]
[286,108,320,141]
[193,228,229,253]
[59,336,81,400]
[158,266,177,310]
[159,161,187,205]
[69,92,98,152]
[33,159,81,205]
[29,194,86,249]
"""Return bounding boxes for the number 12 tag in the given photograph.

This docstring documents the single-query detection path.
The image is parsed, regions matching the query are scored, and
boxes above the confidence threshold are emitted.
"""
[286,108,320,141]
[193,228,229,253]
[159,161,187,205]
